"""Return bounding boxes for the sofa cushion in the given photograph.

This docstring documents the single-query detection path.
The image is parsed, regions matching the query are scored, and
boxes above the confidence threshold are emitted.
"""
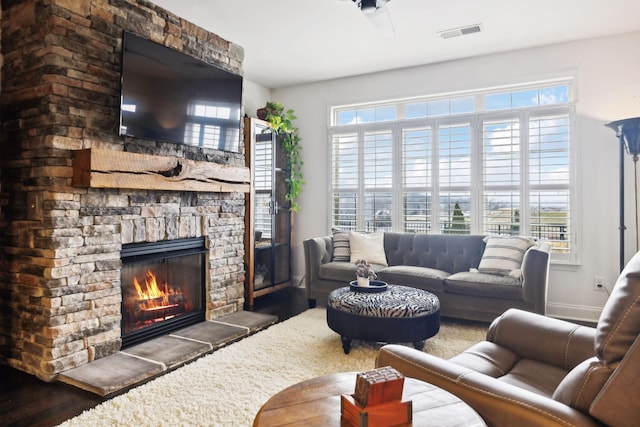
[384,233,485,273]
[349,231,387,266]
[319,261,356,282]
[448,341,519,378]
[478,236,534,276]
[377,265,447,292]
[331,228,351,262]
[444,271,523,300]
[552,357,613,414]
[500,359,568,397]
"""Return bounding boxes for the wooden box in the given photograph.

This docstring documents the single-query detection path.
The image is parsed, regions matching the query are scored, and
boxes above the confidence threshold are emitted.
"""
[354,366,405,407]
[341,394,412,427]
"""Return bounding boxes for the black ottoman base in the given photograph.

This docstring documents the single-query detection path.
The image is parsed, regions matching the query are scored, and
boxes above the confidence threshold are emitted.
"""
[327,305,440,354]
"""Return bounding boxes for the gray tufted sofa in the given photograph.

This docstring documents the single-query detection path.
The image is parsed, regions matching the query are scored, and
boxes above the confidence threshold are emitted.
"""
[303,232,550,322]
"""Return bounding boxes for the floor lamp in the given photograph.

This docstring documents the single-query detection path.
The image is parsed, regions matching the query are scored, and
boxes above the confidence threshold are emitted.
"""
[605,117,640,272]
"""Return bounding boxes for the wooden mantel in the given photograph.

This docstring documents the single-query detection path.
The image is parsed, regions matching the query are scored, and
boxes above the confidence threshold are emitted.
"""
[73,148,251,193]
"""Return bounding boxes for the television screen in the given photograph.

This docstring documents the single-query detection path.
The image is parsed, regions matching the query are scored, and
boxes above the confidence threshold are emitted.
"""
[119,32,243,152]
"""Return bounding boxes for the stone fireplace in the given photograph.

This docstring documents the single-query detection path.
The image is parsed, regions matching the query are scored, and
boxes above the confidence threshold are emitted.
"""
[0,0,248,381]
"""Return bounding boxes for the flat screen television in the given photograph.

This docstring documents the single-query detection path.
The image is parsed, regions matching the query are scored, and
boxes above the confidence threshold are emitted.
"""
[119,31,243,152]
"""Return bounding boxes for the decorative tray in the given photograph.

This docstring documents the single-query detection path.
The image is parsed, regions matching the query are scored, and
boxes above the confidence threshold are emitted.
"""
[349,280,388,293]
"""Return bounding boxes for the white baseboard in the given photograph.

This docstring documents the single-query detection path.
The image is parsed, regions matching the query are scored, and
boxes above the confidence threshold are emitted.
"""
[546,302,603,323]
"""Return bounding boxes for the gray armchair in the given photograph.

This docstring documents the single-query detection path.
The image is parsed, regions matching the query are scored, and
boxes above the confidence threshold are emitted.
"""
[376,251,640,427]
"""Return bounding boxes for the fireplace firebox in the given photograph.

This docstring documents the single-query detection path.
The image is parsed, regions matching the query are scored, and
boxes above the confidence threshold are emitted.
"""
[120,237,207,348]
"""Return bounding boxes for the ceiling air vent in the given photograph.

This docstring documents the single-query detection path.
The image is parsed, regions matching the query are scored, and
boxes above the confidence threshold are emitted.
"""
[437,24,482,39]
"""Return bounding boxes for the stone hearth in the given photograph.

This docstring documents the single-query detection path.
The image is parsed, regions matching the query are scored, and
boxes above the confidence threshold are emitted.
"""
[59,310,276,396]
[0,0,248,381]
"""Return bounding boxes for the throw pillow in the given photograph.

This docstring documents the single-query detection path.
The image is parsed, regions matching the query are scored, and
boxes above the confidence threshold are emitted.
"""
[349,231,387,266]
[478,236,533,276]
[331,228,351,262]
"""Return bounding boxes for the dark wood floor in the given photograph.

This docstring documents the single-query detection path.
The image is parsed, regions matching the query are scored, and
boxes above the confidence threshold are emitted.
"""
[0,286,309,427]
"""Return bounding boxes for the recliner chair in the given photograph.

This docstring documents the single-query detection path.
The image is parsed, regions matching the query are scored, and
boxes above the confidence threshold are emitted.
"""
[375,251,640,427]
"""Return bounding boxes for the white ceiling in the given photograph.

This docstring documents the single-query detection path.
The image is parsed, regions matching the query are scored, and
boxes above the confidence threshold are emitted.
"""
[150,0,640,89]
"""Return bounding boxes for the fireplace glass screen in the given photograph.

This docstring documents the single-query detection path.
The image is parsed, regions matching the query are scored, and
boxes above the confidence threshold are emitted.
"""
[121,238,206,347]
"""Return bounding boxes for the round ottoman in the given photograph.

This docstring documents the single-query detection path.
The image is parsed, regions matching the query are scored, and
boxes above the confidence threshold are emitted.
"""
[327,284,440,354]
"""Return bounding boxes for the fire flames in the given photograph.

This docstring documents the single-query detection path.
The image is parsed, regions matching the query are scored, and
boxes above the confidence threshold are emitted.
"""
[124,268,190,335]
[133,270,181,312]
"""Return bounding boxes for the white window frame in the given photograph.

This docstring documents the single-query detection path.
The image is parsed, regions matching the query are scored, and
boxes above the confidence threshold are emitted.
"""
[328,80,578,263]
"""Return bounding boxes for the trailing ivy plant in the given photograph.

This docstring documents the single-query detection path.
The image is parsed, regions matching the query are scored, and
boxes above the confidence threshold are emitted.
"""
[261,101,305,212]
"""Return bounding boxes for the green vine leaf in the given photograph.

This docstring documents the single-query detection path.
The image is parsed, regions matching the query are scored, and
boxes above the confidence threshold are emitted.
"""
[262,101,305,212]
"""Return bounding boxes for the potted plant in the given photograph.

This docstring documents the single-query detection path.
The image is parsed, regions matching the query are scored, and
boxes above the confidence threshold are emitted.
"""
[259,101,305,212]
[355,259,377,287]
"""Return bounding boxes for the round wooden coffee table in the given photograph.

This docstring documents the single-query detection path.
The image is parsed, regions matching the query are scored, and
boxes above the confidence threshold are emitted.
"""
[253,372,486,426]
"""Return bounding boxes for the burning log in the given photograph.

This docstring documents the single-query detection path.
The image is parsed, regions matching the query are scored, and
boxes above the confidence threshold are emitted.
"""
[134,303,186,322]
[130,270,188,324]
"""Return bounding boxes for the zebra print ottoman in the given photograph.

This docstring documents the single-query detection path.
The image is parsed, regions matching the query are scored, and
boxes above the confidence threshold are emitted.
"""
[327,284,440,354]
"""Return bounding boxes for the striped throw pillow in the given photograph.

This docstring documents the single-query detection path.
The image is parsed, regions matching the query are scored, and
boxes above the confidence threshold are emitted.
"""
[332,228,351,262]
[478,236,534,276]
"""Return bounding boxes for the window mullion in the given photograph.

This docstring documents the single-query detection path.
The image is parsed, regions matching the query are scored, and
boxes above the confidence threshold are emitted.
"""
[392,123,402,232]
[357,127,366,230]
[432,122,440,233]
[520,111,530,237]
[470,117,482,234]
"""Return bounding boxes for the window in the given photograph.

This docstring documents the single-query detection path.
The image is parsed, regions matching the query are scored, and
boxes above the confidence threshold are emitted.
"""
[331,132,359,231]
[254,131,273,238]
[336,104,396,125]
[329,81,575,262]
[439,123,472,234]
[184,101,240,151]
[528,113,571,253]
[364,130,393,231]
[402,127,432,233]
[482,118,520,237]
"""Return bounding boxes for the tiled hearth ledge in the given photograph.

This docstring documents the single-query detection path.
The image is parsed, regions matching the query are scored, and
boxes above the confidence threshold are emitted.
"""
[58,311,276,396]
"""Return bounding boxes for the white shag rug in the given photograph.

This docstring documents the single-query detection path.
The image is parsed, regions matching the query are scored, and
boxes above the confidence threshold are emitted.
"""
[58,308,487,427]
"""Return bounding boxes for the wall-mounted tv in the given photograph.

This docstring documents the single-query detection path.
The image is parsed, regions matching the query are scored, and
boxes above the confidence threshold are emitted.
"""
[119,31,243,153]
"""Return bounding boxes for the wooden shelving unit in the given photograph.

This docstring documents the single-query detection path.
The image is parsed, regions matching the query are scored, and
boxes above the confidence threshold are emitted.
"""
[244,117,292,308]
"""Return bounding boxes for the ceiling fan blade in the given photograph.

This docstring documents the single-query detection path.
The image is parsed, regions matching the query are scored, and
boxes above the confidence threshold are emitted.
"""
[366,5,395,36]
[349,0,395,35]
